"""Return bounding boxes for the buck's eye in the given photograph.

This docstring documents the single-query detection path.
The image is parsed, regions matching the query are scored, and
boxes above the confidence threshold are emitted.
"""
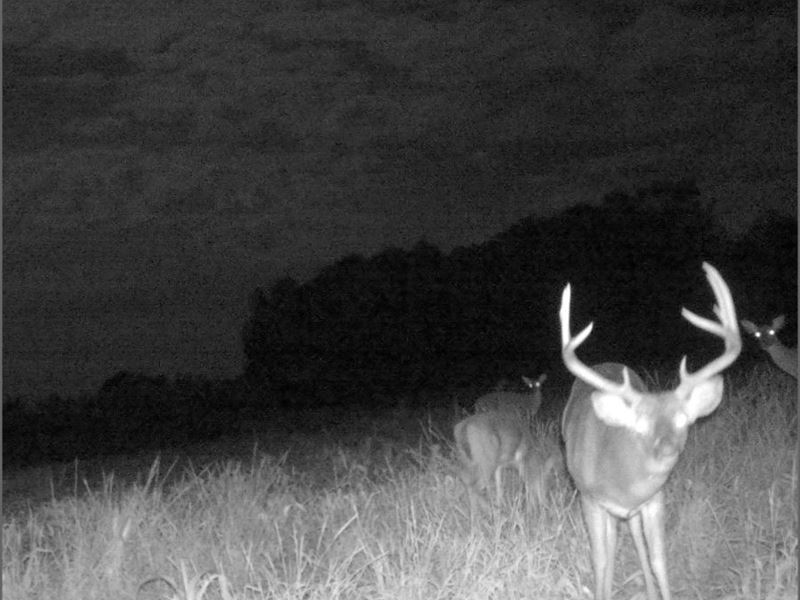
[673,412,688,429]
[633,417,652,436]
[754,332,762,339]
[768,329,776,335]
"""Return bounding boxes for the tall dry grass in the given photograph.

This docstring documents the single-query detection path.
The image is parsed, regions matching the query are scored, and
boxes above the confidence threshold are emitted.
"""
[3,367,796,599]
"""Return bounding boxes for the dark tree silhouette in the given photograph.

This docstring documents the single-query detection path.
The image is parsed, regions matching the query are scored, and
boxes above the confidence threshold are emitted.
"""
[242,181,757,410]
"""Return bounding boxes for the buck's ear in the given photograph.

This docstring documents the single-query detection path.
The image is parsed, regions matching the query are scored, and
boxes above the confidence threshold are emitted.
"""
[772,315,786,330]
[591,391,637,430]
[684,376,724,422]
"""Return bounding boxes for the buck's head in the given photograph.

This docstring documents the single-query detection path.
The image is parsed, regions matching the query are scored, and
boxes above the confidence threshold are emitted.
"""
[561,263,740,474]
[586,365,724,473]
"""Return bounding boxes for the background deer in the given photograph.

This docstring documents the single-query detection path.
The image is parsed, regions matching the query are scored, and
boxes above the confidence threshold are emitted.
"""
[741,315,797,378]
[741,315,798,506]
[473,374,547,427]
[559,262,741,600]
[453,411,555,520]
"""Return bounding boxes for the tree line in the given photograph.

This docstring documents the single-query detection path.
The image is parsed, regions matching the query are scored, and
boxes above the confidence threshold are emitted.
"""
[242,181,797,408]
[5,181,795,466]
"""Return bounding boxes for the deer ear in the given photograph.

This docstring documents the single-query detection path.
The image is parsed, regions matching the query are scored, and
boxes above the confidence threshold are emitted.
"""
[683,376,724,422]
[591,391,638,430]
[773,315,786,330]
[740,319,757,334]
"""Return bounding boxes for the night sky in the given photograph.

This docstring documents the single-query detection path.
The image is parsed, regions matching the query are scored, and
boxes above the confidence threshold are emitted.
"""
[3,0,796,398]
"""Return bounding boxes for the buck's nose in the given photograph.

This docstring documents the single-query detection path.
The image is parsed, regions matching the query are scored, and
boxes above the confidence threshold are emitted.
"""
[653,434,682,460]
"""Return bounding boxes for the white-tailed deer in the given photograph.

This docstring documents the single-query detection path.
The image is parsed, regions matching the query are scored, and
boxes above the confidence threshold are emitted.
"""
[741,315,797,378]
[473,374,547,426]
[559,262,741,600]
[453,411,555,519]
[741,315,799,510]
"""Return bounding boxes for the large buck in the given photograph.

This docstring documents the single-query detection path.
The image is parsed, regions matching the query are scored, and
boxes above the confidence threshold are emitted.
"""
[559,262,741,600]
[740,315,797,378]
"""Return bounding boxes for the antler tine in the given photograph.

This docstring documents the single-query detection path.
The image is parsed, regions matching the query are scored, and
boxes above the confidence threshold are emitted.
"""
[681,264,738,337]
[560,284,642,402]
[677,262,742,395]
[560,284,574,347]
[560,284,594,353]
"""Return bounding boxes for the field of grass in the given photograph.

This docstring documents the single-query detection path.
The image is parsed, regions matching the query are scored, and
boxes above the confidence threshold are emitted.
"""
[3,366,797,599]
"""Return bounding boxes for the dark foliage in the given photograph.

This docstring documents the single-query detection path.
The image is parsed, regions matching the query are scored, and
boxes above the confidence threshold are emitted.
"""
[243,182,796,405]
[2,372,254,467]
[8,182,795,465]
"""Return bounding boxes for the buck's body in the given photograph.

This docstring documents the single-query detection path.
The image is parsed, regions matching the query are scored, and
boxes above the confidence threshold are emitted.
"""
[563,363,680,516]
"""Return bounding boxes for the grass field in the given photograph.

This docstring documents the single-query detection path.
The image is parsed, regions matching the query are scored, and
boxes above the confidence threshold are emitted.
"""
[3,366,797,599]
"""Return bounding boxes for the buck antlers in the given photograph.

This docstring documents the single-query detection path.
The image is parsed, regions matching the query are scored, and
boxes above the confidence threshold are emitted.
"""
[561,262,741,407]
[559,262,741,600]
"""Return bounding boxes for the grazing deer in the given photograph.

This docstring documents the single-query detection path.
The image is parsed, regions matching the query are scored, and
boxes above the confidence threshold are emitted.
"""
[740,315,797,378]
[453,411,555,519]
[473,374,547,427]
[559,262,741,600]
